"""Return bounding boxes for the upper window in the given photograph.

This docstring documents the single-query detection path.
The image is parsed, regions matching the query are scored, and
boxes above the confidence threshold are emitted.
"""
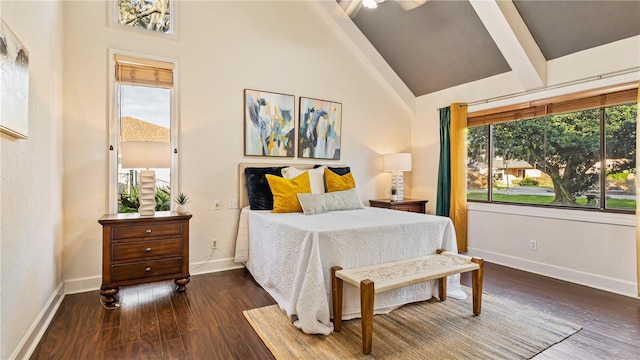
[114,0,173,35]
[112,54,176,213]
[467,85,637,213]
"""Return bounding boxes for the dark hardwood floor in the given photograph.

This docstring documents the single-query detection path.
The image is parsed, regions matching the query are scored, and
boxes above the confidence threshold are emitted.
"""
[31,263,640,359]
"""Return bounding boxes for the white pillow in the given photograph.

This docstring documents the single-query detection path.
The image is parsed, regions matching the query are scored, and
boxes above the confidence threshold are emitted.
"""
[296,189,364,215]
[282,166,326,194]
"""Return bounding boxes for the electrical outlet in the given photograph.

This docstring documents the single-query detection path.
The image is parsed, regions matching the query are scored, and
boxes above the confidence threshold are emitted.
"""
[229,199,238,209]
[529,240,537,251]
[211,239,218,249]
[213,200,221,210]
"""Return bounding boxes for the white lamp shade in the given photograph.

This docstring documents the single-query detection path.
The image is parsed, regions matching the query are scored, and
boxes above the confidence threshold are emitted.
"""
[120,141,171,169]
[383,153,412,172]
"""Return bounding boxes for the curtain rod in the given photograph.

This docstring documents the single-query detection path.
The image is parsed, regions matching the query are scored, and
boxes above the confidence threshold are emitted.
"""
[436,104,466,111]
[435,66,640,111]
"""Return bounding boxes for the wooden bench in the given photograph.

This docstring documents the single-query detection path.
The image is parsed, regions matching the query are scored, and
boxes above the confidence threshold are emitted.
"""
[331,249,484,355]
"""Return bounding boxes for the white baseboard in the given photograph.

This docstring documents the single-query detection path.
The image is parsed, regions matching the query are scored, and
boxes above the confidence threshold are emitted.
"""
[64,275,102,294]
[63,257,244,295]
[468,247,638,298]
[11,282,65,360]
[190,257,245,275]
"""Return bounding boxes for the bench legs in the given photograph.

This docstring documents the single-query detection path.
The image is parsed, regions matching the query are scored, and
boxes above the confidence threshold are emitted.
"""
[433,248,484,310]
[360,279,374,355]
[332,267,375,354]
[331,266,343,332]
[471,257,484,315]
[438,277,447,301]
[437,257,484,315]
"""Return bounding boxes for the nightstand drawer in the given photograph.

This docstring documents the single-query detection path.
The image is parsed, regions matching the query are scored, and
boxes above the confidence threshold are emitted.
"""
[369,198,428,214]
[112,222,182,240]
[112,238,183,261]
[111,258,182,282]
[393,204,424,212]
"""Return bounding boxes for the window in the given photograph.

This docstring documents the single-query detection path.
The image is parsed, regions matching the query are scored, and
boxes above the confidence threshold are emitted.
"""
[467,85,637,213]
[467,125,489,201]
[109,53,177,213]
[604,104,637,210]
[113,0,174,35]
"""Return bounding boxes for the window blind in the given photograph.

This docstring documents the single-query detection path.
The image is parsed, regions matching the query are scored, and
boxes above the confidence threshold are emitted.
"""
[115,54,173,88]
[468,83,638,127]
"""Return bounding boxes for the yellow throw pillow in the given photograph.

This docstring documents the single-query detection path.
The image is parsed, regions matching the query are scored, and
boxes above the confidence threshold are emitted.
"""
[265,172,312,213]
[325,167,356,192]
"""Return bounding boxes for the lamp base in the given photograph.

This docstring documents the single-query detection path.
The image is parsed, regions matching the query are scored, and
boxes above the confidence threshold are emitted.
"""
[139,170,156,216]
[391,171,405,201]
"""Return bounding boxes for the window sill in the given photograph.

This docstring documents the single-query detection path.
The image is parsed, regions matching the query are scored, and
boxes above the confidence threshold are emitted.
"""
[468,201,635,227]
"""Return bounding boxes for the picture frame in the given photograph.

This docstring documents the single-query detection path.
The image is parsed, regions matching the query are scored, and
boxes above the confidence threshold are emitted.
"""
[1,18,29,139]
[298,97,342,160]
[244,89,295,157]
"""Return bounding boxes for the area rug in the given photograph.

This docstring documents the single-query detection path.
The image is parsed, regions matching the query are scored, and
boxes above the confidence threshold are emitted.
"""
[243,287,581,359]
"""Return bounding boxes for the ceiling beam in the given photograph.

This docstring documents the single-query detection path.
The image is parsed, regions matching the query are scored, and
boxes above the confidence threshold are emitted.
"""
[469,0,546,90]
[339,0,362,18]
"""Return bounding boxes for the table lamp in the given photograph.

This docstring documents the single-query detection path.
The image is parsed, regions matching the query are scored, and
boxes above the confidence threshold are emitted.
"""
[383,153,412,201]
[120,141,171,216]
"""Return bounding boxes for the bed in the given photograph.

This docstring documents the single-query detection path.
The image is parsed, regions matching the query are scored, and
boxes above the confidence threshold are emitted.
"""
[234,163,465,335]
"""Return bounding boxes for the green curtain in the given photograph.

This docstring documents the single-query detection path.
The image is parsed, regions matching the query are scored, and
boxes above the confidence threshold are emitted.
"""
[436,107,451,216]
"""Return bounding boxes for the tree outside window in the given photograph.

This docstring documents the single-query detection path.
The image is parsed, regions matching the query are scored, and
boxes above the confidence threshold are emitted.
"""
[117,0,172,34]
[467,103,636,212]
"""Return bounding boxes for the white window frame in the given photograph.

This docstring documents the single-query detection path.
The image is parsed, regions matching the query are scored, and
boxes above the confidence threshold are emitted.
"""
[108,49,180,214]
[468,202,635,227]
[107,0,178,40]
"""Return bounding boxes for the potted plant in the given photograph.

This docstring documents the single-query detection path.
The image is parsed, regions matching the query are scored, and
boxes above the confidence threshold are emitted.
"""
[390,187,398,201]
[175,192,189,214]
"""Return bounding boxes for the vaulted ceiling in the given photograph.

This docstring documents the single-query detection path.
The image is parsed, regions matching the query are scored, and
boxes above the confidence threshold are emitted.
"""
[336,0,640,97]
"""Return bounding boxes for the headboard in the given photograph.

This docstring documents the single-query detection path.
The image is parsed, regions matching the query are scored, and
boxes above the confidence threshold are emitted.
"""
[238,162,345,208]
[238,162,317,209]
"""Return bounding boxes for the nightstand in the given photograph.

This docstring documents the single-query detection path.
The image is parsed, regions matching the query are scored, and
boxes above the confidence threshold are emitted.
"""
[98,211,192,305]
[369,198,428,214]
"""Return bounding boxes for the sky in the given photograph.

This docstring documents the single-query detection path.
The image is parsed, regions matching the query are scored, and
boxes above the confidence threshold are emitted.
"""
[120,84,171,127]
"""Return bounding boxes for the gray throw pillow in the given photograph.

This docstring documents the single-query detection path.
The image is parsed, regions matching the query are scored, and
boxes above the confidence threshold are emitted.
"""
[297,189,364,215]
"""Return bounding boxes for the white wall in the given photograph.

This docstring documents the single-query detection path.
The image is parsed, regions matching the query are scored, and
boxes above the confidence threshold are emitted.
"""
[0,1,65,358]
[412,36,640,297]
[62,1,413,292]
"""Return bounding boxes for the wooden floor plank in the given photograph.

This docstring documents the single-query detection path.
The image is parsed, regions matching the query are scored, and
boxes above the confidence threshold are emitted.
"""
[170,290,197,333]
[153,282,182,343]
[139,283,162,346]
[118,285,141,344]
[162,337,187,360]
[30,264,639,360]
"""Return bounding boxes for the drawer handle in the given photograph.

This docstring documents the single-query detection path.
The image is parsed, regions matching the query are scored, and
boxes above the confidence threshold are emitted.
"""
[145,247,152,253]
[145,267,152,272]
[145,229,152,234]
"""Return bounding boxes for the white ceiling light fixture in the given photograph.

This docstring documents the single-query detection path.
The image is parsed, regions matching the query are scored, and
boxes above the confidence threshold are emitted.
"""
[362,0,379,9]
[339,0,429,18]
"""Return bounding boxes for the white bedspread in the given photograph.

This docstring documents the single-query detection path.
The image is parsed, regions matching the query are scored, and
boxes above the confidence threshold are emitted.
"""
[234,206,465,335]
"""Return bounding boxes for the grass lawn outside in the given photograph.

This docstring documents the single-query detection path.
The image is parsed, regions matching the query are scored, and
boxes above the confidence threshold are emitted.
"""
[467,192,635,211]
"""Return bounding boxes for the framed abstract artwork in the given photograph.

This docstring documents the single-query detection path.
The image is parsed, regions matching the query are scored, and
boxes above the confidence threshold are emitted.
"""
[299,97,342,160]
[244,89,295,157]
[1,18,29,139]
